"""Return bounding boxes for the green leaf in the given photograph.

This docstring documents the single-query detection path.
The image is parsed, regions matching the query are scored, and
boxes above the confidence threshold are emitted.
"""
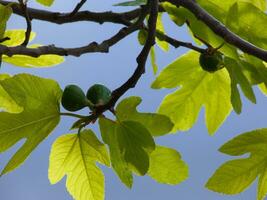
[155,13,169,52]
[258,167,267,200]
[0,74,62,175]
[206,156,264,194]
[0,74,23,113]
[36,0,54,7]
[224,57,256,114]
[2,30,36,46]
[117,121,155,174]
[99,117,133,188]
[219,128,267,156]
[152,51,232,134]
[150,47,158,74]
[114,0,146,6]
[99,117,155,187]
[49,129,109,200]
[148,146,189,185]
[138,29,147,46]
[226,2,267,49]
[0,4,12,39]
[207,128,267,199]
[244,54,267,87]
[116,96,173,136]
[161,2,186,26]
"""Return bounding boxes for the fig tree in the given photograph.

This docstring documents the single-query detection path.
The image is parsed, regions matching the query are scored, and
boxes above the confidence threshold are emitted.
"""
[61,85,90,112]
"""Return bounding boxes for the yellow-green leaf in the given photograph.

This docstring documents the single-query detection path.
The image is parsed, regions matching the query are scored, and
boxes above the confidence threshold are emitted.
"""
[0,74,23,113]
[156,13,169,52]
[148,146,189,185]
[152,51,232,134]
[0,4,12,39]
[207,128,267,199]
[36,0,54,7]
[0,74,62,175]
[2,30,36,46]
[206,156,264,194]
[49,129,109,200]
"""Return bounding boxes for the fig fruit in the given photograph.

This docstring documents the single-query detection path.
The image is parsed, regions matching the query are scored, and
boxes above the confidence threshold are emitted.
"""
[61,85,89,112]
[86,84,111,106]
[199,51,224,72]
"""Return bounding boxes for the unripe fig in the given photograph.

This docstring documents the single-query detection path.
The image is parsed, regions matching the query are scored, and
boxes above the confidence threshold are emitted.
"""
[199,51,224,72]
[86,84,111,106]
[61,85,89,112]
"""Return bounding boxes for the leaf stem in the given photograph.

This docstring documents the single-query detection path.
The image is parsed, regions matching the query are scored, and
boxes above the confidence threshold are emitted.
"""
[60,112,88,119]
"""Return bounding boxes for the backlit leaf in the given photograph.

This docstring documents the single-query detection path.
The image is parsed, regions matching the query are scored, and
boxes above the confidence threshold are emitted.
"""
[0,74,62,175]
[207,128,267,200]
[49,129,109,200]
[152,51,232,134]
[116,96,173,136]
[148,146,189,185]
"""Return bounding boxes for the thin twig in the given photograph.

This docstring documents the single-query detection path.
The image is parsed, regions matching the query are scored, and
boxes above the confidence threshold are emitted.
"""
[18,0,32,46]
[69,0,87,17]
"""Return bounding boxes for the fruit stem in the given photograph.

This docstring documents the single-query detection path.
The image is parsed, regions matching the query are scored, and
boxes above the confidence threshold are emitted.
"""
[60,112,88,119]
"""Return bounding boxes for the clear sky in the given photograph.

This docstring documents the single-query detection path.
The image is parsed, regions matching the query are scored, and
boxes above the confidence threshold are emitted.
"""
[0,0,266,200]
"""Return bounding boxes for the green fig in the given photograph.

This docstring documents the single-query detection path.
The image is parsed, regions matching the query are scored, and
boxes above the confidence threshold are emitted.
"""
[199,51,224,73]
[86,84,111,106]
[61,85,90,112]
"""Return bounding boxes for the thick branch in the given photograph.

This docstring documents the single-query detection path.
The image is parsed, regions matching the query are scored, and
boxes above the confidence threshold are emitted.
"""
[0,14,146,57]
[94,0,158,116]
[167,0,267,62]
[0,0,140,26]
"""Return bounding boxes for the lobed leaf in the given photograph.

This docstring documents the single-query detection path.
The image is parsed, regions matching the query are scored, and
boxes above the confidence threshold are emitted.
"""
[116,96,173,136]
[49,129,109,200]
[152,51,232,134]
[207,128,267,199]
[0,74,62,175]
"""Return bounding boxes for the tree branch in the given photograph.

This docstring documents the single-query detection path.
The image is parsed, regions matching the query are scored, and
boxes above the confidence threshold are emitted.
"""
[0,0,140,26]
[93,0,158,117]
[167,0,267,62]
[0,9,148,57]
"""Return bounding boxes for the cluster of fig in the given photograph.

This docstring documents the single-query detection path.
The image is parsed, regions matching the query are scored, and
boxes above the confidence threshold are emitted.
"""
[61,84,111,112]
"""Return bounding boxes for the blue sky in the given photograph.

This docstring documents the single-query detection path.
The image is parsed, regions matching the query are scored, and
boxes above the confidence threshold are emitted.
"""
[0,0,266,199]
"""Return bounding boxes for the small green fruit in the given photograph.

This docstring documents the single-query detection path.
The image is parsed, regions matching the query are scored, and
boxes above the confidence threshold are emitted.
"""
[86,84,111,106]
[61,85,89,112]
[199,51,224,72]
